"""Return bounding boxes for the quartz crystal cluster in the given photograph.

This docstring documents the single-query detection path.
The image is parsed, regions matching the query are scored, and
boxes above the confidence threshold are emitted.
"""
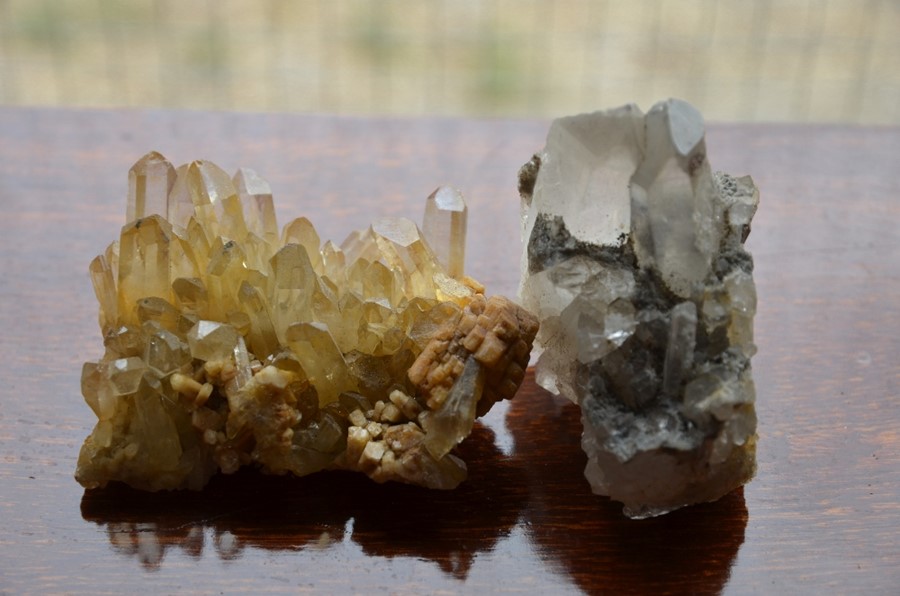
[519,99,758,518]
[77,152,538,491]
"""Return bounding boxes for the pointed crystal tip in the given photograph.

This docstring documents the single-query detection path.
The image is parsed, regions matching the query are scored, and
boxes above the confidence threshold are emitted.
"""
[429,186,466,212]
[422,186,468,278]
[127,151,175,224]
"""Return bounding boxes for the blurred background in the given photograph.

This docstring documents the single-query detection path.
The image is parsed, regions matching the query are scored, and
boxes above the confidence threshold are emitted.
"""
[0,0,897,124]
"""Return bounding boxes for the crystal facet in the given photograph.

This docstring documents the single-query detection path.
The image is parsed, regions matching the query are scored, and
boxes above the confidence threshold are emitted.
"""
[422,186,467,278]
[76,152,539,492]
[520,99,758,518]
[234,167,278,247]
[127,151,176,223]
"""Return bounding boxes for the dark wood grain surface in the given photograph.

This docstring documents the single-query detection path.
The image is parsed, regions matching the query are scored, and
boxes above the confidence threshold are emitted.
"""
[0,107,898,594]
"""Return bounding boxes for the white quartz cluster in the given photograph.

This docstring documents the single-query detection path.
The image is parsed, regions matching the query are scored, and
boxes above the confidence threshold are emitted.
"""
[519,99,758,518]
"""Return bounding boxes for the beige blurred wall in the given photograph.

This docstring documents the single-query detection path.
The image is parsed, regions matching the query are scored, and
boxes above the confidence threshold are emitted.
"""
[1,0,897,123]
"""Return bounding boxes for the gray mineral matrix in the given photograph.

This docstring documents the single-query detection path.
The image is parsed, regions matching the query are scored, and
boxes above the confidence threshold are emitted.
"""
[519,99,758,519]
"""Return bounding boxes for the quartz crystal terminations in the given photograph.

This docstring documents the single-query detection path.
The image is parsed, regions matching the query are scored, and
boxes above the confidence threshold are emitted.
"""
[519,99,758,518]
[77,152,538,492]
[423,186,467,278]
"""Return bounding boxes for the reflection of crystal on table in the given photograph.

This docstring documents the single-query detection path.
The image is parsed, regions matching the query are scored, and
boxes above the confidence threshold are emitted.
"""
[520,99,759,518]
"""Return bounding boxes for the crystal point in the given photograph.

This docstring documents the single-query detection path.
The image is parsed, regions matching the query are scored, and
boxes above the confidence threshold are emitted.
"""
[117,215,172,326]
[76,153,539,492]
[520,99,758,518]
[234,167,278,247]
[89,253,117,333]
[127,151,176,224]
[423,186,467,278]
[421,357,484,459]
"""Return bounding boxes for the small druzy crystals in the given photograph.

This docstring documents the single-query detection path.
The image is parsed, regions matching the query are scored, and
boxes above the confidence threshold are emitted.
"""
[519,99,759,518]
[77,152,538,492]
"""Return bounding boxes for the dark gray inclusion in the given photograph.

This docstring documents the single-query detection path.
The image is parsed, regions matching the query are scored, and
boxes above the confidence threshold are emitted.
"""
[528,212,755,460]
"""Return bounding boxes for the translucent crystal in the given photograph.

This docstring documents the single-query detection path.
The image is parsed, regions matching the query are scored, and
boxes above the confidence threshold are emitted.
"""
[282,217,323,273]
[204,238,247,321]
[136,296,183,333]
[174,164,212,235]
[422,186,467,278]
[117,215,172,326]
[631,100,723,297]
[144,326,191,376]
[321,240,345,284]
[662,301,697,397]
[107,357,146,397]
[228,336,253,395]
[127,151,176,223]
[89,253,117,333]
[371,217,442,297]
[172,277,208,315]
[520,105,644,251]
[237,281,279,358]
[234,167,278,247]
[285,322,356,405]
[76,151,539,493]
[421,357,484,458]
[197,161,248,243]
[131,384,183,474]
[520,99,758,518]
[186,320,240,362]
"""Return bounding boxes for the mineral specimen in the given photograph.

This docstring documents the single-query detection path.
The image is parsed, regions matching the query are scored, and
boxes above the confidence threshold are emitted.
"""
[519,99,758,518]
[77,152,538,491]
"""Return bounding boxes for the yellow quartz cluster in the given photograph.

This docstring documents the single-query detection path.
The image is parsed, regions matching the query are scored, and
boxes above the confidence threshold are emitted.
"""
[76,152,538,491]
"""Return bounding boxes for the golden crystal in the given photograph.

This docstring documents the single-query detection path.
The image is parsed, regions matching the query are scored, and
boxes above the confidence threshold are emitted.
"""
[423,186,467,278]
[116,215,172,326]
[127,151,175,223]
[234,167,278,247]
[76,151,539,491]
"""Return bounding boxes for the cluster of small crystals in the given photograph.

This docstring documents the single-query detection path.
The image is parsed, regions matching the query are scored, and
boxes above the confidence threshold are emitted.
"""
[77,151,538,491]
[519,99,759,518]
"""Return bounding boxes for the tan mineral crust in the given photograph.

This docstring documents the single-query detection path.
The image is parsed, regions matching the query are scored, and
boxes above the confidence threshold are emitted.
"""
[77,152,538,491]
[519,99,759,518]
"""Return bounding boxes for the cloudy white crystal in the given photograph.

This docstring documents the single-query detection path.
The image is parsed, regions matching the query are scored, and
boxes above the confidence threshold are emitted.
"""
[520,99,759,518]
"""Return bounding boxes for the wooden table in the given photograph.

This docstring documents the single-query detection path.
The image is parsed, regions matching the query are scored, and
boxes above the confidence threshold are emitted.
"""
[0,107,898,594]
